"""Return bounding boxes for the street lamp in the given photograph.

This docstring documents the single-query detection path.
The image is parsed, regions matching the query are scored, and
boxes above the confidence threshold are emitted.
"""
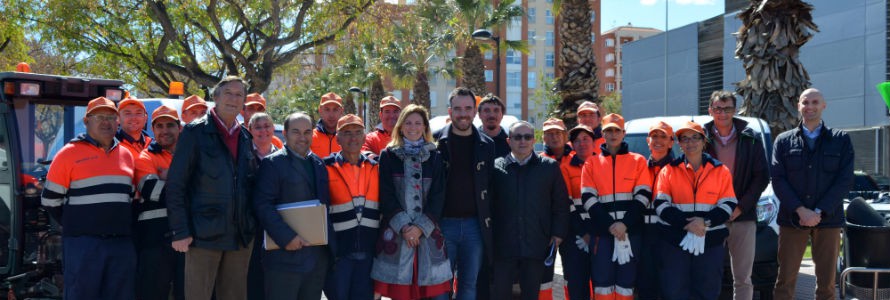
[348,86,367,127]
[472,29,501,97]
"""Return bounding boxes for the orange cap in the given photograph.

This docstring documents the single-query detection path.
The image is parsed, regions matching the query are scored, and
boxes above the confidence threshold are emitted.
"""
[648,121,674,137]
[577,101,599,114]
[601,113,625,131]
[379,96,402,109]
[86,97,118,115]
[245,93,266,108]
[675,121,705,138]
[117,96,146,112]
[151,105,180,124]
[183,95,208,111]
[336,114,364,131]
[542,117,567,132]
[320,92,343,107]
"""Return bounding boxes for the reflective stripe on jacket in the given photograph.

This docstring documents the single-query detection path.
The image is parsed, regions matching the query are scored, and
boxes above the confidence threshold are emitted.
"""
[325,152,380,257]
[654,153,737,248]
[134,142,172,247]
[580,142,651,236]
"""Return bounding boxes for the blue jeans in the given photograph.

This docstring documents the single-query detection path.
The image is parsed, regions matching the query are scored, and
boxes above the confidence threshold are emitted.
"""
[63,236,136,300]
[440,218,484,300]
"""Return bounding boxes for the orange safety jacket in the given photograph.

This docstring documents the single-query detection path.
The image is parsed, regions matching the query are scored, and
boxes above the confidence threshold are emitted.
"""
[654,153,737,248]
[644,153,674,225]
[325,152,380,257]
[581,142,651,236]
[134,142,173,247]
[312,123,341,159]
[117,129,152,159]
[361,127,392,155]
[271,135,284,149]
[543,146,593,236]
[41,134,135,237]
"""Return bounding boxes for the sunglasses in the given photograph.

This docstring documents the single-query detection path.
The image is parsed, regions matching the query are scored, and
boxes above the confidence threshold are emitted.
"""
[510,134,534,141]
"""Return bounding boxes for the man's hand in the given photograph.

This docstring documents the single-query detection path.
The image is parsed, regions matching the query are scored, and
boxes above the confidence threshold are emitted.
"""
[402,225,422,248]
[582,234,591,245]
[684,217,707,237]
[729,207,742,222]
[551,236,563,248]
[609,222,627,241]
[285,236,309,251]
[796,207,821,227]
[172,237,193,253]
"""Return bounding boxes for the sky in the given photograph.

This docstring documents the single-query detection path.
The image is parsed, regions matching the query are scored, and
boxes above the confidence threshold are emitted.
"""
[601,0,725,31]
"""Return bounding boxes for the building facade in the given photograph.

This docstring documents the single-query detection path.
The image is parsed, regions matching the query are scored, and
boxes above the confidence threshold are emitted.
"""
[598,25,662,96]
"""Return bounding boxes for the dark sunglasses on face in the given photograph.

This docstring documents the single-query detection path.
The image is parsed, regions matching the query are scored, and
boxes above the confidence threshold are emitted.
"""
[510,133,534,141]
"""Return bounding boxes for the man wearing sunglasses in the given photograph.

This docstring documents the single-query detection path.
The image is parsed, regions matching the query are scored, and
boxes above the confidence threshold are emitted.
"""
[489,121,569,300]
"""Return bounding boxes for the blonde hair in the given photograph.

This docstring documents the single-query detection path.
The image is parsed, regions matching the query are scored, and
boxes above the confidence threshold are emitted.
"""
[388,104,433,149]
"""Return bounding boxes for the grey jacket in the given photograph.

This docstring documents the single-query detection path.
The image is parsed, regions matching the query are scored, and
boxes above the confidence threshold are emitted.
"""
[371,143,452,285]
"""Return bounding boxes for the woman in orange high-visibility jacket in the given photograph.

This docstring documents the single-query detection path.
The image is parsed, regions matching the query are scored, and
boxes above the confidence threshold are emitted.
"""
[654,121,737,300]
[581,114,651,300]
[637,121,675,300]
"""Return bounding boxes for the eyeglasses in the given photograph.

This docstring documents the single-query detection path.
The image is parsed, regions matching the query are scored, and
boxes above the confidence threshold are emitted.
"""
[710,106,736,114]
[88,114,119,122]
[510,134,534,141]
[678,135,704,143]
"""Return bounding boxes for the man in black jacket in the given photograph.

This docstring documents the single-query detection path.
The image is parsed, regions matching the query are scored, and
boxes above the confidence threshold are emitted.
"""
[166,76,258,300]
[252,112,334,300]
[433,87,496,300]
[703,91,769,300]
[771,88,854,300]
[490,121,569,300]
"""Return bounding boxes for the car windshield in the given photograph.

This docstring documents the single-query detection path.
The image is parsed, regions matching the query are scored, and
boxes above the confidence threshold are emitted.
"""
[12,98,87,178]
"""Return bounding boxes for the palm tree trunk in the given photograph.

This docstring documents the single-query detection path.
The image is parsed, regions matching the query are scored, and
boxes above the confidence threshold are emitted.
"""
[555,0,598,127]
[413,66,431,109]
[367,77,385,127]
[343,93,357,115]
[735,0,818,136]
[460,42,487,96]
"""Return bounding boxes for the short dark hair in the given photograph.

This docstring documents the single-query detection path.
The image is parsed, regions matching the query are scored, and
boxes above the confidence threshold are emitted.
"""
[448,87,476,108]
[283,112,313,133]
[477,93,505,113]
[709,90,736,107]
[211,76,250,100]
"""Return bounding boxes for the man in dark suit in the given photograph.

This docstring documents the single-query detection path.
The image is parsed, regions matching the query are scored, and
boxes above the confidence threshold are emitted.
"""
[252,112,335,300]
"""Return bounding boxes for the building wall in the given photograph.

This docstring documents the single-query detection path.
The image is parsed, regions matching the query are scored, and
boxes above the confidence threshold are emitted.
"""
[598,26,662,96]
[622,24,700,120]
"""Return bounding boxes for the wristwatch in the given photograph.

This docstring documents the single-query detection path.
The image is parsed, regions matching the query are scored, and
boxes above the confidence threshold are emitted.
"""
[814,208,823,216]
[703,218,712,228]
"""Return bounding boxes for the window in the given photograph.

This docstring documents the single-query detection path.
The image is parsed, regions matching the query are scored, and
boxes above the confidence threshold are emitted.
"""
[527,8,536,23]
[591,33,596,43]
[485,70,493,82]
[506,49,521,65]
[545,52,555,67]
[528,30,536,45]
[528,50,536,67]
[606,38,615,47]
[545,10,554,25]
[591,10,596,23]
[606,53,615,62]
[430,91,438,107]
[528,72,537,89]
[606,68,615,77]
[606,83,615,92]
[545,31,554,46]
[485,49,492,60]
[429,72,438,85]
[546,72,555,80]
[507,72,521,87]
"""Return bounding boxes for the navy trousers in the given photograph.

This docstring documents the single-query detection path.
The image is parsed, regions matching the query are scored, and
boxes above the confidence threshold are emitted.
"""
[560,236,592,300]
[323,255,374,300]
[63,236,136,300]
[637,224,662,300]
[660,238,725,300]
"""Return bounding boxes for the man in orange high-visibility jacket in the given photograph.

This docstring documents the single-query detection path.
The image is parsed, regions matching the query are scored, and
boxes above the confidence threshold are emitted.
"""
[575,101,605,152]
[362,96,402,156]
[241,92,283,149]
[181,94,208,125]
[581,113,651,300]
[637,121,675,300]
[654,121,737,300]
[116,96,153,158]
[312,92,344,158]
[322,114,380,300]
[42,97,137,300]
[134,105,184,300]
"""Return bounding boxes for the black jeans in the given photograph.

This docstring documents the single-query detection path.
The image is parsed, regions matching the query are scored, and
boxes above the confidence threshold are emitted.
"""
[492,257,545,300]
[265,250,330,300]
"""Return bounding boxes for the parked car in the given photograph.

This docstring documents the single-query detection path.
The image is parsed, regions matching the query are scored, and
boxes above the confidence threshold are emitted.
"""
[624,115,778,299]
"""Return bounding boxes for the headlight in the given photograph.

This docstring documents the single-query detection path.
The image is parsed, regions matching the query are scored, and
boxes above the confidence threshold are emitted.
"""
[756,196,779,225]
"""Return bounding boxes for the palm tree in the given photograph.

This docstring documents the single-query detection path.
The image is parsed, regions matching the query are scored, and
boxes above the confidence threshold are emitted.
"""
[735,0,818,135]
[441,0,525,97]
[553,0,599,127]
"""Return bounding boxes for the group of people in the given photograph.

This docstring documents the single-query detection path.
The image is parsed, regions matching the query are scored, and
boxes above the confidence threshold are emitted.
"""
[41,73,853,300]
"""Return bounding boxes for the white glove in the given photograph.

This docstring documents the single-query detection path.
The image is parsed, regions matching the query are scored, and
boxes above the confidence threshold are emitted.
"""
[693,232,707,256]
[679,232,695,254]
[575,235,589,253]
[616,237,633,265]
